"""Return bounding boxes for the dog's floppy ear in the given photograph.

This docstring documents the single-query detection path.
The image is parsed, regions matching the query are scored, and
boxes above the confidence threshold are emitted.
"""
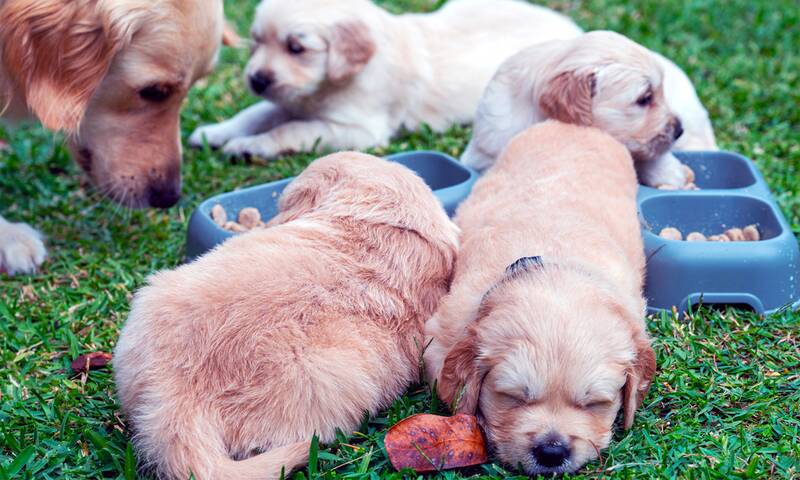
[622,332,656,429]
[326,21,375,84]
[539,70,597,126]
[0,0,139,132]
[438,328,483,414]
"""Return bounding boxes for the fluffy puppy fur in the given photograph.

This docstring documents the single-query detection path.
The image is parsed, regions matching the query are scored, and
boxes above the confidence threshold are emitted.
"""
[461,30,717,188]
[425,122,656,475]
[188,0,582,159]
[114,152,459,480]
[0,0,224,275]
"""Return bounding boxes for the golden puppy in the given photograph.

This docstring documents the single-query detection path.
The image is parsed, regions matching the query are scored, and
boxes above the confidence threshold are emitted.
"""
[426,122,656,475]
[462,30,717,188]
[114,152,459,480]
[0,0,225,274]
[189,0,582,159]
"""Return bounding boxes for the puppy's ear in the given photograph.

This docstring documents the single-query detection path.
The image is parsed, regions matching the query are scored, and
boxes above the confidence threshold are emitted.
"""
[269,160,344,225]
[622,333,656,429]
[438,329,483,414]
[0,0,138,132]
[539,71,597,126]
[326,21,375,84]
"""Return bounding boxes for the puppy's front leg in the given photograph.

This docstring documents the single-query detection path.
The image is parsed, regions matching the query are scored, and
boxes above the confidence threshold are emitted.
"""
[222,120,379,160]
[0,214,47,276]
[188,101,290,149]
[637,151,689,188]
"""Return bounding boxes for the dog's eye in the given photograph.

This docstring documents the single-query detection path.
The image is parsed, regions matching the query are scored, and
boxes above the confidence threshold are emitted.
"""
[636,92,654,107]
[139,84,173,103]
[286,38,305,55]
[584,399,613,410]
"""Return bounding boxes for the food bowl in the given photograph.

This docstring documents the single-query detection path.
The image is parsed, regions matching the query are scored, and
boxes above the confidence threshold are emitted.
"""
[185,151,477,260]
[639,151,800,315]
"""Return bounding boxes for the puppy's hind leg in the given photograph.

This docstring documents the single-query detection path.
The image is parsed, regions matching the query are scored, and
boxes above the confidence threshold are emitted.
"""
[189,101,290,149]
[0,214,46,276]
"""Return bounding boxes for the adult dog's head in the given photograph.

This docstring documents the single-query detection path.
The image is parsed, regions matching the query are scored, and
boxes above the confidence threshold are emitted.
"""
[245,0,377,105]
[0,0,224,208]
[437,260,655,475]
[536,30,683,163]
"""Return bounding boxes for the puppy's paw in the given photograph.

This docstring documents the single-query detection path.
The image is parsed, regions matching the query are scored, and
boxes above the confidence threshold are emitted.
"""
[222,136,278,161]
[637,152,689,188]
[0,221,47,276]
[189,124,234,149]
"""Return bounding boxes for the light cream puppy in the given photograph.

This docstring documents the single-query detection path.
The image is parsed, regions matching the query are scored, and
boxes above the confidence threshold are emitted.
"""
[189,0,582,159]
[426,122,656,475]
[0,0,225,275]
[114,152,459,480]
[462,30,717,187]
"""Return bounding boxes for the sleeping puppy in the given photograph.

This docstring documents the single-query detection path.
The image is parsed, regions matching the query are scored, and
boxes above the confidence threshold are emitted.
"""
[425,122,656,475]
[0,0,225,275]
[461,30,717,188]
[114,152,459,480]
[188,0,582,159]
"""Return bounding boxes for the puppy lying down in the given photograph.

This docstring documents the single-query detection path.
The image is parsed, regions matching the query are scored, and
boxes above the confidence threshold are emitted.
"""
[462,30,717,188]
[189,0,581,159]
[425,122,656,475]
[114,153,458,479]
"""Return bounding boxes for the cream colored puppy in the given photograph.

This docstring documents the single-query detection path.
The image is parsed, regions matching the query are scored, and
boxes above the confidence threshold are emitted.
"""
[0,0,225,275]
[462,30,717,188]
[189,0,582,159]
[426,122,656,475]
[114,152,459,480]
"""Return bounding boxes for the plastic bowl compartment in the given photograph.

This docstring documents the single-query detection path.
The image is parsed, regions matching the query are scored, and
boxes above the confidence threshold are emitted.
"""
[640,194,800,314]
[639,151,759,191]
[185,151,477,260]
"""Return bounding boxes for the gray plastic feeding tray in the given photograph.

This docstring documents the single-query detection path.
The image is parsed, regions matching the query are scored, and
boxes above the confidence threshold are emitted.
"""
[186,150,799,316]
[185,151,478,260]
[639,151,800,315]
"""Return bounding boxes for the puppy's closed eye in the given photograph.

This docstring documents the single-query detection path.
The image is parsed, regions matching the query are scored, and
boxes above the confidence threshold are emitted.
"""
[636,89,654,107]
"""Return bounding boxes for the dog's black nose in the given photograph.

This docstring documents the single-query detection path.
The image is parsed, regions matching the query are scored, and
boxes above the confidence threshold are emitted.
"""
[249,72,274,94]
[147,181,181,209]
[673,119,684,140]
[532,441,570,468]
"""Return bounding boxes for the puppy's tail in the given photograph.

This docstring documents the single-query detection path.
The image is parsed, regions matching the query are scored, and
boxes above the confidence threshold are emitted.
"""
[206,442,311,480]
[144,405,310,480]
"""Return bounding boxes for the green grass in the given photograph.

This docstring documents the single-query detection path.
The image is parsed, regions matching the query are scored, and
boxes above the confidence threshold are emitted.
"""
[1,0,799,478]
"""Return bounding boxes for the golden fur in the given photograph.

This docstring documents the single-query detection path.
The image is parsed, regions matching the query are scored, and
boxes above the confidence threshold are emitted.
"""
[425,122,656,475]
[114,152,459,480]
[0,0,224,275]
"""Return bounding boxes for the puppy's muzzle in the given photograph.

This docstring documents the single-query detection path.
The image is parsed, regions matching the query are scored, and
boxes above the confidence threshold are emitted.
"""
[532,436,571,469]
[249,71,275,95]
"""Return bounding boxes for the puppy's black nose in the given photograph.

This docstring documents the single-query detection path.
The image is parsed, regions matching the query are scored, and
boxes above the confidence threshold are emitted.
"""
[532,441,570,468]
[147,181,181,209]
[249,72,274,94]
[673,119,684,140]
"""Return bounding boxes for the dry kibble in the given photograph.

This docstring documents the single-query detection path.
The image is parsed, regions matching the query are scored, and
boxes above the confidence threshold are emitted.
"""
[237,207,262,229]
[658,183,680,191]
[682,164,696,184]
[725,228,746,242]
[743,225,760,241]
[716,234,731,242]
[211,204,227,227]
[686,232,707,242]
[659,227,683,241]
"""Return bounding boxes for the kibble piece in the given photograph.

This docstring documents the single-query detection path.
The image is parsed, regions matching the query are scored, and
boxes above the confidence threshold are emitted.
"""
[743,224,760,241]
[657,184,679,191]
[686,232,707,242]
[682,164,696,184]
[211,204,227,227]
[223,221,247,233]
[237,207,262,230]
[725,228,746,242]
[659,227,683,241]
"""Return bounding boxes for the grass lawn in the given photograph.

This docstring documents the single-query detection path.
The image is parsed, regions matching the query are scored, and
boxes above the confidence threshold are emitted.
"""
[1,0,799,478]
